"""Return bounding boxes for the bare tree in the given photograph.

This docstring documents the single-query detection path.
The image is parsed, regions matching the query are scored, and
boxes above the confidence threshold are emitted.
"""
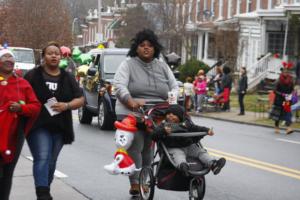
[0,0,73,49]
[154,0,193,57]
[115,3,155,47]
[214,23,239,71]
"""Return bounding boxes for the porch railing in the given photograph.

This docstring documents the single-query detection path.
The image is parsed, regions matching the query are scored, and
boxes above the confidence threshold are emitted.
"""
[247,53,273,90]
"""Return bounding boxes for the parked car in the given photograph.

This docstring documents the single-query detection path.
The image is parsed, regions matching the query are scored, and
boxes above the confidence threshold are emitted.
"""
[9,47,35,75]
[78,48,184,130]
[78,48,129,130]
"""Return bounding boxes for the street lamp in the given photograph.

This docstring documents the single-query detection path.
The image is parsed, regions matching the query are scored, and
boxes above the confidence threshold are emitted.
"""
[98,0,102,35]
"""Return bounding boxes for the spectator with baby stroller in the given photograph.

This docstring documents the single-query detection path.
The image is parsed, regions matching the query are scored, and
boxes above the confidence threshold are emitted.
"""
[113,29,179,196]
[213,66,232,111]
[152,105,226,176]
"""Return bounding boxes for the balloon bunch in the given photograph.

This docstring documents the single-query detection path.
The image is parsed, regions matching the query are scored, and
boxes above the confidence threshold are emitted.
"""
[59,46,93,69]
[59,46,71,69]
[282,61,294,69]
[72,47,92,65]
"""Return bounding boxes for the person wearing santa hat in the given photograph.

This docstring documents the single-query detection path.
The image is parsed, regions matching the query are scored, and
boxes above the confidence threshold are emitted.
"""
[0,48,41,200]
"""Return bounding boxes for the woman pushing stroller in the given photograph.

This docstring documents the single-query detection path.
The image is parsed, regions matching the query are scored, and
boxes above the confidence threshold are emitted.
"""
[152,104,226,176]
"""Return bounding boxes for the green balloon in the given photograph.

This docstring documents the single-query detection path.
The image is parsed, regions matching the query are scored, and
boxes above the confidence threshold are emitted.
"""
[72,47,82,58]
[59,58,68,69]
[73,55,81,63]
[79,53,92,64]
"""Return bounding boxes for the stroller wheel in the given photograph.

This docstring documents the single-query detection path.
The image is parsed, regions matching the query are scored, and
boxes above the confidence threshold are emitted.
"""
[189,177,206,200]
[139,167,155,200]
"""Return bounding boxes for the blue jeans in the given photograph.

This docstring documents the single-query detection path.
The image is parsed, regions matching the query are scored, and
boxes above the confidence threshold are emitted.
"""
[27,128,64,187]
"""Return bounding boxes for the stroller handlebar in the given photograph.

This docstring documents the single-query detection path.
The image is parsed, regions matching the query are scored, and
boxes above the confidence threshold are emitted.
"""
[167,132,208,137]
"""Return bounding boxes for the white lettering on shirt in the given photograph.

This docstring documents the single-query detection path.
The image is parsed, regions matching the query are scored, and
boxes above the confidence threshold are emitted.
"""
[46,82,58,92]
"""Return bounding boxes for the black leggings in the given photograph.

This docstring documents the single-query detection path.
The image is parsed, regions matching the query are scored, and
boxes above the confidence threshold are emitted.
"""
[0,133,24,200]
[275,112,292,127]
[238,93,245,114]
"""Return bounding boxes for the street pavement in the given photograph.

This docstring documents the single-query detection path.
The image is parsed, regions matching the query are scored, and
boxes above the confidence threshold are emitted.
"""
[11,154,87,200]
[10,108,299,200]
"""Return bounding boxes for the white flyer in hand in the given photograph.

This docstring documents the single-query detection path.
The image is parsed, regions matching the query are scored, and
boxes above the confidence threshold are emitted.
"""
[44,97,60,116]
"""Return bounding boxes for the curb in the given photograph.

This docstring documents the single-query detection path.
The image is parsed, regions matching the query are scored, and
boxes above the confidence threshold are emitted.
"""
[189,112,300,133]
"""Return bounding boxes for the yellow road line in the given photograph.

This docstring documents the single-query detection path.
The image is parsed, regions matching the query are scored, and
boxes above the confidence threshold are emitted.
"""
[207,148,300,175]
[207,148,300,181]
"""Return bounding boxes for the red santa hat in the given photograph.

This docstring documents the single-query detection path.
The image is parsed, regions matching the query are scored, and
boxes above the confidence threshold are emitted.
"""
[114,114,137,132]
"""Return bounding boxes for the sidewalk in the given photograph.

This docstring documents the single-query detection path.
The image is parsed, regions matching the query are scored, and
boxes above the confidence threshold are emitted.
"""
[10,155,87,200]
[189,107,300,132]
[10,107,298,199]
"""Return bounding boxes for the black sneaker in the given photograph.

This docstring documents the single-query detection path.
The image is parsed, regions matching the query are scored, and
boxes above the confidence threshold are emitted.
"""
[211,158,226,175]
[179,162,190,176]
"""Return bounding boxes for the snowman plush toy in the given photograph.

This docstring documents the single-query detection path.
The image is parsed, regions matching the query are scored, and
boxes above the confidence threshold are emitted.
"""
[104,114,138,176]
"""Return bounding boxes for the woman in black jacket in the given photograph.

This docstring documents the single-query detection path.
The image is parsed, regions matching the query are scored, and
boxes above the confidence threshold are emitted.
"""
[238,67,248,115]
[24,42,84,200]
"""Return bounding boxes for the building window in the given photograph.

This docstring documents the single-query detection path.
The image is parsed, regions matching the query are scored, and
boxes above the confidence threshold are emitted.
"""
[247,0,252,12]
[191,35,198,58]
[196,0,200,22]
[282,0,289,4]
[268,32,284,54]
[208,35,216,58]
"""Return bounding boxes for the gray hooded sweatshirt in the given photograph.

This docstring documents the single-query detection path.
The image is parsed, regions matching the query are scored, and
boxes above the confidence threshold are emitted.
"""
[114,57,178,116]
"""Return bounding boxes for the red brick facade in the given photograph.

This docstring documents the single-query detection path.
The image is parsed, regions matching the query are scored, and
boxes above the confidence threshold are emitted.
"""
[184,0,292,23]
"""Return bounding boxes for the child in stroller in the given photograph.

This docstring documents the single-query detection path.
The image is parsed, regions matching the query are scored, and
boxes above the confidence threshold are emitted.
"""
[137,103,226,200]
[152,104,226,176]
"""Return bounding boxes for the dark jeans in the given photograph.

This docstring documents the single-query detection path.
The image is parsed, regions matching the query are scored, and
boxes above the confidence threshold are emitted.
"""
[238,93,245,114]
[0,131,25,200]
[27,128,64,187]
[275,112,292,127]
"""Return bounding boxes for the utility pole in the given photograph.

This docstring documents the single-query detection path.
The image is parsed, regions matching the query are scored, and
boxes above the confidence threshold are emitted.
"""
[98,0,103,42]
[283,14,289,61]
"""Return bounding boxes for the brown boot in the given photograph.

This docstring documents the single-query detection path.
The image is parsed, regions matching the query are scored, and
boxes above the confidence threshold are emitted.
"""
[275,127,280,134]
[129,184,139,196]
[286,127,294,135]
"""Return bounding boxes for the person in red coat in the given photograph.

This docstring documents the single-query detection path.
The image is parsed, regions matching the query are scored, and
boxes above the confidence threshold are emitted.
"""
[0,48,41,200]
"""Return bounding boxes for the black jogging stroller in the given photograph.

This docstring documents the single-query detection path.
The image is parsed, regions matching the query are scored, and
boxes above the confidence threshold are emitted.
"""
[137,102,211,200]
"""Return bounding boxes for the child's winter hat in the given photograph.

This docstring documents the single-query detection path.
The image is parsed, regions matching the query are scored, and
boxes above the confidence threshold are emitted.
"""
[0,49,14,59]
[166,104,185,122]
